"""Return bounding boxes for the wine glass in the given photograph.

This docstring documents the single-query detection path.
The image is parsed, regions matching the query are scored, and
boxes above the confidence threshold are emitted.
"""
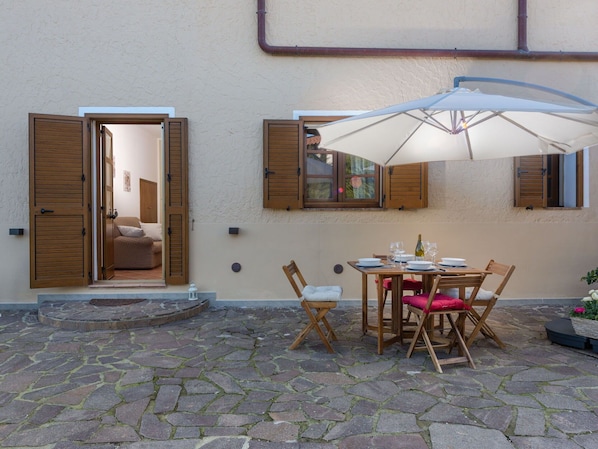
[423,240,431,261]
[428,242,438,264]
[394,241,405,266]
[389,242,399,266]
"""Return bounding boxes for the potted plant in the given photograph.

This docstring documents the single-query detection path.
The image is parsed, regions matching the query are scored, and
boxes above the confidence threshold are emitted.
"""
[581,268,598,285]
[570,267,598,339]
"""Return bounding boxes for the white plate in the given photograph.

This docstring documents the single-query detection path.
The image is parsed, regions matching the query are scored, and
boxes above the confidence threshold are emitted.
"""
[358,258,381,265]
[395,254,414,262]
[356,263,384,268]
[406,266,435,271]
[438,262,467,267]
[441,257,466,265]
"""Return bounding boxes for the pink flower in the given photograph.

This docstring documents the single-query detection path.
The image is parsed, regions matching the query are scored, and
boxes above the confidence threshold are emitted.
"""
[574,307,586,314]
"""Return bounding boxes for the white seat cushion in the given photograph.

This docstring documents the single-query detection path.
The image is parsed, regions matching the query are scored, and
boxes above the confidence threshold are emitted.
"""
[302,285,342,301]
[440,287,496,300]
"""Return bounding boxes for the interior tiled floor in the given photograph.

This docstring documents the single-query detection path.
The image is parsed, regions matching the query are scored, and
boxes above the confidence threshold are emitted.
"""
[113,265,163,281]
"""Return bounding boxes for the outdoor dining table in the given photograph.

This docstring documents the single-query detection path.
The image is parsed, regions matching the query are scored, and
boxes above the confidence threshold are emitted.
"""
[347,260,490,354]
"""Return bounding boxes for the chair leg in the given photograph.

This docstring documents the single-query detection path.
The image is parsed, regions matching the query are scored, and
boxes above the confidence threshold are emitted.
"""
[289,301,336,353]
[466,301,505,349]
[447,314,476,369]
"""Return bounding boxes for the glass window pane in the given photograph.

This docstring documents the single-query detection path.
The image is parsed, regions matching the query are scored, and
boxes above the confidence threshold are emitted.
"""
[345,155,375,175]
[345,176,376,199]
[307,153,333,175]
[307,178,333,199]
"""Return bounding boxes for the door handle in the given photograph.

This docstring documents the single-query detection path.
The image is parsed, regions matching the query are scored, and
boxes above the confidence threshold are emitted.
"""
[40,208,54,214]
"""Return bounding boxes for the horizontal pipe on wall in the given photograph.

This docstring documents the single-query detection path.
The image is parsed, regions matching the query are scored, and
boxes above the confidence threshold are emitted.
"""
[257,0,598,61]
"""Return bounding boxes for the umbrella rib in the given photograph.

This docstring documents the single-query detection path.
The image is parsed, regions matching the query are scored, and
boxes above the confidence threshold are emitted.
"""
[319,113,403,147]
[459,111,474,159]
[384,120,426,165]
[497,114,570,153]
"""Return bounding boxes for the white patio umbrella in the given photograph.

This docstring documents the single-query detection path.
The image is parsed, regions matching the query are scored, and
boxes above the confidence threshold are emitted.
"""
[316,88,598,166]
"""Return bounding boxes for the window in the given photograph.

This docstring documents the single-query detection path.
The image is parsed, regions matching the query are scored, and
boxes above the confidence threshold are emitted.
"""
[263,118,428,210]
[305,118,380,208]
[514,151,586,208]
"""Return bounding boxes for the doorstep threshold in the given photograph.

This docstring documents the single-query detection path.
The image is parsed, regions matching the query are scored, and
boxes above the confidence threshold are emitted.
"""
[91,280,167,288]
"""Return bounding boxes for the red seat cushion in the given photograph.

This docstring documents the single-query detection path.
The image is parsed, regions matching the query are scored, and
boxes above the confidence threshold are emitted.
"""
[402,293,467,313]
[379,277,423,291]
[403,278,423,291]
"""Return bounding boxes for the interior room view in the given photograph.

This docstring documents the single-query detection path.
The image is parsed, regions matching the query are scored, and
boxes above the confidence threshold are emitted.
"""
[106,124,163,281]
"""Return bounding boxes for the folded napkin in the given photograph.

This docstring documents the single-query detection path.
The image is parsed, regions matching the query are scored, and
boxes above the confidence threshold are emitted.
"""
[302,285,342,301]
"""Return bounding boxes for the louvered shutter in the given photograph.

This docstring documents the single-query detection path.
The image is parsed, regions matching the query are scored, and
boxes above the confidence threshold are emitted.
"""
[384,163,428,209]
[29,114,91,287]
[514,156,546,208]
[164,118,189,284]
[263,120,304,210]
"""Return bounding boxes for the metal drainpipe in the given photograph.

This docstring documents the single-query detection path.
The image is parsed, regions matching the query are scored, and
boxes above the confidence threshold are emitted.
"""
[257,0,598,61]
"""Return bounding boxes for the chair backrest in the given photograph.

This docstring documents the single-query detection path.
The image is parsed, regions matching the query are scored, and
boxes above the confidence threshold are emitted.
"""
[282,260,308,298]
[432,273,487,303]
[484,260,516,297]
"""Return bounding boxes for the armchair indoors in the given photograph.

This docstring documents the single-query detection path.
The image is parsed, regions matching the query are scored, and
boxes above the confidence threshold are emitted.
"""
[113,216,162,269]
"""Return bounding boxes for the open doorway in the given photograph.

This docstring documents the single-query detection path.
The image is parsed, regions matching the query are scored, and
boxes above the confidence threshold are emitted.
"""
[29,112,188,288]
[97,123,164,282]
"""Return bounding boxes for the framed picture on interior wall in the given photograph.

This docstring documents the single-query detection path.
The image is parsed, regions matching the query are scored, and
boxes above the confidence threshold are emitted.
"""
[123,170,131,192]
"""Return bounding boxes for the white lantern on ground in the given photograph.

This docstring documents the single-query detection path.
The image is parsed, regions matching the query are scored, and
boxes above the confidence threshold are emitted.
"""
[188,282,198,301]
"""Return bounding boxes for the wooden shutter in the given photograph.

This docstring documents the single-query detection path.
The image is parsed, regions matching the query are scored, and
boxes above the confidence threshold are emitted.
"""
[514,156,546,208]
[29,114,91,287]
[164,118,189,285]
[384,163,428,209]
[263,120,304,210]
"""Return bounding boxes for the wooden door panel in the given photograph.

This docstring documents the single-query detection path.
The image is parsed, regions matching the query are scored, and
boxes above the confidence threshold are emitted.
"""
[164,118,188,285]
[102,126,115,280]
[29,114,90,288]
[140,178,158,223]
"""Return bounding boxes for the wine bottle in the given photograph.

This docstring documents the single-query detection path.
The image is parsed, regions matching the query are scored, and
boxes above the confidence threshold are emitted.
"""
[415,234,425,260]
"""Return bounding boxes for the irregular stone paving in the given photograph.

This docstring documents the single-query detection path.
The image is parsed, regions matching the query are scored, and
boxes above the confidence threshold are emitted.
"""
[0,304,597,448]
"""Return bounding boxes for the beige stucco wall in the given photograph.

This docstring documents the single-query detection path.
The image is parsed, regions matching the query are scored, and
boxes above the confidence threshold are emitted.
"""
[1,0,597,305]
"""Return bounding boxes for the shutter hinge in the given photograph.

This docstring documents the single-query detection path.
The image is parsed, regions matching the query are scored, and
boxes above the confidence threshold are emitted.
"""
[168,227,172,236]
[82,228,86,236]
[297,167,301,175]
[81,174,86,182]
[167,173,172,182]
[389,166,394,175]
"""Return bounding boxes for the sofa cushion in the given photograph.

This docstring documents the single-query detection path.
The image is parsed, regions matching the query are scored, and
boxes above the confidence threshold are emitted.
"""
[117,225,145,238]
[140,222,162,241]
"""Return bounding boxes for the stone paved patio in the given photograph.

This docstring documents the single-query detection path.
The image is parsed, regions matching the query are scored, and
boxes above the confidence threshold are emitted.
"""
[0,303,597,448]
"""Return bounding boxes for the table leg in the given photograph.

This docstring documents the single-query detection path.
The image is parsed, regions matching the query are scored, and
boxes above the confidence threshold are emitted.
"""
[392,274,403,344]
[377,274,385,354]
[361,272,368,334]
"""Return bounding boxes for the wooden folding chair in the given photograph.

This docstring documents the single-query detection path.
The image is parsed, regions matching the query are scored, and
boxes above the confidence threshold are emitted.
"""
[404,273,486,373]
[282,260,342,353]
[465,260,515,349]
[372,254,423,307]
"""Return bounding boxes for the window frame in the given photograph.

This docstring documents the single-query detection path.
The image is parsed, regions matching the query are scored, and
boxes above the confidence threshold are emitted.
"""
[263,118,428,211]
[303,115,381,209]
[514,151,586,209]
